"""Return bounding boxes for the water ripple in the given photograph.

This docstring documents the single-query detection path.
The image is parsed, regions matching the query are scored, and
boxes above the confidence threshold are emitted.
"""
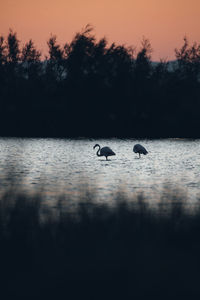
[0,138,199,204]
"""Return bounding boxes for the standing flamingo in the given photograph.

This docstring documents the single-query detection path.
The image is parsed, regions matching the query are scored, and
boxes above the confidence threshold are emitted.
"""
[93,144,116,160]
[133,144,148,158]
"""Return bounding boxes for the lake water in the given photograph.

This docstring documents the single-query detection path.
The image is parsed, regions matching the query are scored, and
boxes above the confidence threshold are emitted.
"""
[0,138,200,207]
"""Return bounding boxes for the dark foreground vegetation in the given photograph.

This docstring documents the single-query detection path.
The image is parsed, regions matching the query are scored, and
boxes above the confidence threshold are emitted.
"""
[1,188,200,298]
[0,25,200,138]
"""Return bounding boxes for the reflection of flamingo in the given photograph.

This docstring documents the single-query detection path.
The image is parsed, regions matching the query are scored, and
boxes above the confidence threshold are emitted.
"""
[93,144,116,160]
[133,144,148,158]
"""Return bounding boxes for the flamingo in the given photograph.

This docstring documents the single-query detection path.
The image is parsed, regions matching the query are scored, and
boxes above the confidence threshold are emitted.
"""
[133,144,148,158]
[93,144,116,160]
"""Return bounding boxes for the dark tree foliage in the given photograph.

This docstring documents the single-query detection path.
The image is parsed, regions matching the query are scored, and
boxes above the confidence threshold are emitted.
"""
[0,36,7,101]
[19,40,43,113]
[6,29,20,64]
[0,28,199,138]
[21,39,42,80]
[0,36,6,65]
[134,37,152,80]
[47,35,65,81]
[175,36,200,80]
[47,35,63,61]
[21,39,41,63]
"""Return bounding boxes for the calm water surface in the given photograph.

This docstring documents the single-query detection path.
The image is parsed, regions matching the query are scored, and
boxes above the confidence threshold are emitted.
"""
[0,138,200,206]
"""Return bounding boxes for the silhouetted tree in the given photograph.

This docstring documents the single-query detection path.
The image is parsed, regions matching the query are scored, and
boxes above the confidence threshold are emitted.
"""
[104,42,134,128]
[6,29,20,65]
[0,35,6,100]
[21,39,42,80]
[46,35,65,84]
[134,37,152,80]
[5,29,21,97]
[21,39,41,63]
[130,38,153,132]
[0,36,6,65]
[64,25,96,82]
[47,35,63,61]
[175,37,200,81]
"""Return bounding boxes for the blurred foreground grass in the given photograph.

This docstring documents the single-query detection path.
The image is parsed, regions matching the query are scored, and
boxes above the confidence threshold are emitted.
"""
[0,186,200,299]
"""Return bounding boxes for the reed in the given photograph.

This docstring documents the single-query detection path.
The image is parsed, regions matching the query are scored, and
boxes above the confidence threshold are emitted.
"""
[0,187,200,298]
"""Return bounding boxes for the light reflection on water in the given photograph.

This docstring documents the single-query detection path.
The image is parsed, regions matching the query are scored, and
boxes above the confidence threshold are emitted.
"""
[0,138,200,206]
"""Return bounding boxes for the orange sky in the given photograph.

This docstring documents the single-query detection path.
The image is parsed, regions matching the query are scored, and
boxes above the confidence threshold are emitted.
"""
[1,0,200,60]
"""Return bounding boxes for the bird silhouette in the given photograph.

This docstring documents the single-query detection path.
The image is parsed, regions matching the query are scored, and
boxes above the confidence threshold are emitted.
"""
[133,144,148,158]
[93,144,116,160]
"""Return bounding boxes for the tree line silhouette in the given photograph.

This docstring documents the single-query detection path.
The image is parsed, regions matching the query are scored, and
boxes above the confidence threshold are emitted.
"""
[0,26,199,138]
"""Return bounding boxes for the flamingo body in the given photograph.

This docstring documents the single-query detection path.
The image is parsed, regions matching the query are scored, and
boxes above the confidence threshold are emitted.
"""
[133,144,148,158]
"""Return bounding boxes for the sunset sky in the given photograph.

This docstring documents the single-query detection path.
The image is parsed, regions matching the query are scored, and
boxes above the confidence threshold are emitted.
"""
[1,0,200,60]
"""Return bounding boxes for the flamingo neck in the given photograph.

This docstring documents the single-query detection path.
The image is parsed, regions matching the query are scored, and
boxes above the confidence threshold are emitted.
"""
[96,145,101,156]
